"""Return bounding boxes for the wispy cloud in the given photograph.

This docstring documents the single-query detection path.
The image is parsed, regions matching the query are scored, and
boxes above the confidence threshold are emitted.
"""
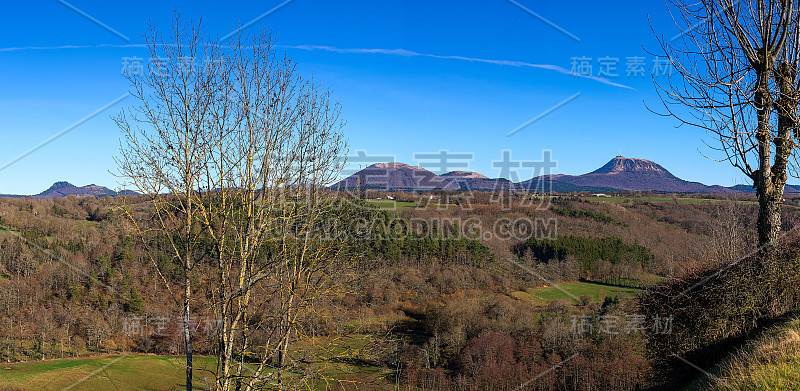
[0,43,145,52]
[0,42,634,90]
[280,45,635,90]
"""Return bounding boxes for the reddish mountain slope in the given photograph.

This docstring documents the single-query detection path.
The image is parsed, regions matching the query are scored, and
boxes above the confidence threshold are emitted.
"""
[332,156,792,193]
[34,182,121,199]
[440,171,515,190]
[332,162,453,190]
[526,156,735,193]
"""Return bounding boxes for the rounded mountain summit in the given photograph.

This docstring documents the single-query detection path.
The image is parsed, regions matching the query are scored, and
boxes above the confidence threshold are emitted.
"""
[333,156,756,193]
[525,156,733,193]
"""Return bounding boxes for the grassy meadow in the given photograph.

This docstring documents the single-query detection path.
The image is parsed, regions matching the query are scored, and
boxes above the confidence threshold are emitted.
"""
[510,281,642,306]
[0,348,389,391]
[0,355,219,390]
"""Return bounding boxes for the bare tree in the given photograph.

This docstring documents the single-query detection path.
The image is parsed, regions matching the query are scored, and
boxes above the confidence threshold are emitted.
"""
[655,0,799,246]
[117,16,354,390]
[196,30,356,390]
[706,198,756,265]
[116,16,219,391]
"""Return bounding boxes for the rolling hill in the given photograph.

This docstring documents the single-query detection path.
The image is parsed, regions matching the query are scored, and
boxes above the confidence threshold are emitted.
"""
[333,156,768,193]
[523,156,736,193]
[331,162,455,190]
[0,182,138,199]
[34,181,119,198]
[27,156,772,195]
[439,170,515,191]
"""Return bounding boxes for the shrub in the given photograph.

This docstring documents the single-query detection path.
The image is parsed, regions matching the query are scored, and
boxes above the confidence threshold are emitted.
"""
[639,238,800,384]
[602,295,620,308]
[545,298,571,313]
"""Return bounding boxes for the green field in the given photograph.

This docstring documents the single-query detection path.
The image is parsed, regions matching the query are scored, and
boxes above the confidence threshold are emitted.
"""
[0,355,219,390]
[365,199,418,209]
[511,281,641,306]
[0,225,20,234]
[75,220,98,229]
[0,337,389,390]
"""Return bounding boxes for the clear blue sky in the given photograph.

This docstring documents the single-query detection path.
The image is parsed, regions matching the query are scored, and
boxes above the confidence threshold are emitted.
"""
[0,0,754,194]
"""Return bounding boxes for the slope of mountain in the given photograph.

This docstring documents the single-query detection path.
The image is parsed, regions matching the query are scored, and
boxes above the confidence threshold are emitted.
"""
[333,163,620,192]
[527,177,622,194]
[440,170,515,191]
[332,156,779,194]
[1,182,133,199]
[33,182,120,199]
[332,162,454,190]
[729,183,800,194]
[440,171,488,179]
[0,183,139,199]
[525,156,735,193]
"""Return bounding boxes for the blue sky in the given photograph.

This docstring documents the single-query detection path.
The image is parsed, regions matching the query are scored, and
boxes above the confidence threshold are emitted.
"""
[0,0,754,194]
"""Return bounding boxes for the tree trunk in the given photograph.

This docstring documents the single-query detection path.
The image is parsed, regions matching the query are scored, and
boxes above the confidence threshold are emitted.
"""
[757,60,798,248]
[185,188,194,391]
[276,293,295,390]
[757,187,782,246]
[754,61,780,247]
[185,279,193,391]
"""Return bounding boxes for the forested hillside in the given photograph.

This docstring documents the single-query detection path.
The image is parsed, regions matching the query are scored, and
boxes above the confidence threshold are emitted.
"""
[0,192,778,389]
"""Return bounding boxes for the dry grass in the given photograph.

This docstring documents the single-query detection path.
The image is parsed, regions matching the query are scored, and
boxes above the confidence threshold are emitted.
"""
[689,315,800,390]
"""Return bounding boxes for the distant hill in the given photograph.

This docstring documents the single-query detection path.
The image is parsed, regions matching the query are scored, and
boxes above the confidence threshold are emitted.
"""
[329,156,796,194]
[729,183,800,194]
[333,159,625,192]
[440,171,515,191]
[524,156,735,193]
[332,163,521,191]
[440,171,488,179]
[34,182,122,199]
[0,182,138,199]
[332,162,454,190]
[526,177,622,194]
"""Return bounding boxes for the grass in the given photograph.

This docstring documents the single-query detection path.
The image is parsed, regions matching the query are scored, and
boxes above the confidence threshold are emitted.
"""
[0,336,392,390]
[342,312,413,329]
[0,225,20,235]
[0,354,219,390]
[365,199,418,209]
[684,314,800,390]
[294,334,392,388]
[511,281,641,306]
[75,220,98,229]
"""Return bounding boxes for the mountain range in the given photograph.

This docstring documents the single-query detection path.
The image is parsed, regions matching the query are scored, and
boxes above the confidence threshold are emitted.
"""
[4,156,798,198]
[333,156,800,194]
[0,182,138,199]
